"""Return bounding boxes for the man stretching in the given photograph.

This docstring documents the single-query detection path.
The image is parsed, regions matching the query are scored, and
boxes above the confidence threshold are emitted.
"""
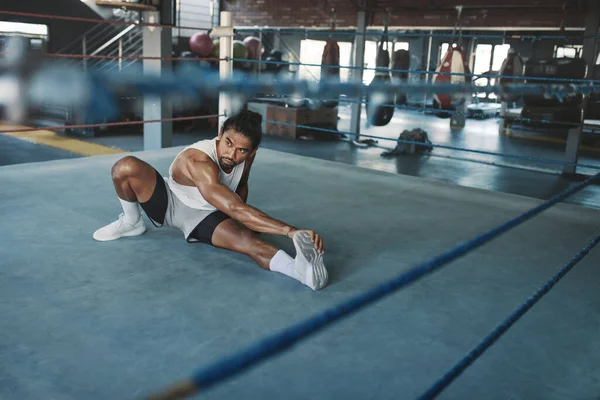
[93,110,328,290]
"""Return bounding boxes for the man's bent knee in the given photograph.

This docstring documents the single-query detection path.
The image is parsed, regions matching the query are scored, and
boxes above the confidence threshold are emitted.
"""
[112,156,142,182]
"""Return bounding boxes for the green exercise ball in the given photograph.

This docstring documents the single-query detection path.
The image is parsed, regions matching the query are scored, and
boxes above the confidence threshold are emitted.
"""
[210,39,220,58]
[232,40,249,69]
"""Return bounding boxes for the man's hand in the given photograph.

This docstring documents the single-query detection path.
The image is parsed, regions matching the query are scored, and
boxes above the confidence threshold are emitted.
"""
[287,228,324,254]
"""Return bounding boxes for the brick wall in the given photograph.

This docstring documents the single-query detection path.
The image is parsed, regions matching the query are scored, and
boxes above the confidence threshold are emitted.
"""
[221,0,585,29]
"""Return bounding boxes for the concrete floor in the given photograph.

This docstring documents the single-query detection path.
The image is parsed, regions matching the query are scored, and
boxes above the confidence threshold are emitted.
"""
[1,147,599,400]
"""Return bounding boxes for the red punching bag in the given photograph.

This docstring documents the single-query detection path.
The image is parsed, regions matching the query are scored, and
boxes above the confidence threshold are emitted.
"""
[432,45,471,111]
[499,48,524,102]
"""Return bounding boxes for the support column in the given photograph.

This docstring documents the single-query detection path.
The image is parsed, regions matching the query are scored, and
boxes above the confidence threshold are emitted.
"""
[217,11,233,130]
[258,30,263,75]
[118,39,123,71]
[142,11,173,150]
[423,31,433,109]
[499,102,509,135]
[563,0,600,175]
[82,36,87,72]
[350,8,367,141]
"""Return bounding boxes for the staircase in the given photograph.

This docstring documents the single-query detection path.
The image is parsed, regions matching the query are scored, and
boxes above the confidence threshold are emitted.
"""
[33,1,216,136]
[34,16,145,136]
[55,18,143,73]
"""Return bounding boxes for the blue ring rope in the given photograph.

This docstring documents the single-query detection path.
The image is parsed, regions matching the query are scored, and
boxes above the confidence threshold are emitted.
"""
[417,232,600,400]
[105,68,599,99]
[261,118,600,171]
[181,172,600,393]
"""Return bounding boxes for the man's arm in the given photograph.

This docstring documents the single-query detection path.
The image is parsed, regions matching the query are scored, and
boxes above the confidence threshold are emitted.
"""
[181,155,295,237]
[236,184,249,203]
[235,152,255,203]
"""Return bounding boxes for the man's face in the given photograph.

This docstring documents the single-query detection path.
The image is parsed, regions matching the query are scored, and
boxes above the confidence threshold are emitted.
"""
[216,129,255,171]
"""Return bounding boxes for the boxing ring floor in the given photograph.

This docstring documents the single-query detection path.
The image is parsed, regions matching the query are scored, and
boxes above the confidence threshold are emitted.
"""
[1,147,599,400]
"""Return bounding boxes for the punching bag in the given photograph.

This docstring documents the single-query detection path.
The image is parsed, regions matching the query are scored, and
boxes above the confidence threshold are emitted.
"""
[392,49,410,106]
[432,45,471,117]
[366,37,394,126]
[498,48,524,102]
[320,39,340,108]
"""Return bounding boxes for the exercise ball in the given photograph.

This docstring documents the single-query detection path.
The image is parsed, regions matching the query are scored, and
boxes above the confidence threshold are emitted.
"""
[233,40,248,58]
[189,32,213,57]
[211,39,220,58]
[233,40,249,68]
[243,36,263,59]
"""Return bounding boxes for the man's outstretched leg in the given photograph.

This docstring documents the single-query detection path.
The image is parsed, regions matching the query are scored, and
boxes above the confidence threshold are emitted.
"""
[93,156,163,241]
[211,219,328,290]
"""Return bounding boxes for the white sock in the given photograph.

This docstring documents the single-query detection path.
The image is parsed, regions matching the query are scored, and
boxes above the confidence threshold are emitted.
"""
[119,198,141,224]
[269,250,296,279]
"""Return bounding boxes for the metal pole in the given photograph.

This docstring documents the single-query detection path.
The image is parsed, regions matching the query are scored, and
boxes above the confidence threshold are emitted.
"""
[82,36,87,72]
[468,37,476,73]
[142,10,173,150]
[350,9,367,142]
[118,38,123,71]
[563,0,600,176]
[499,102,508,135]
[258,30,263,75]
[178,0,182,37]
[218,11,233,130]
[423,30,433,110]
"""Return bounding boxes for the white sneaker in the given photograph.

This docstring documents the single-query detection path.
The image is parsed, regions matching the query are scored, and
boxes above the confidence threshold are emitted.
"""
[292,231,329,290]
[93,214,146,242]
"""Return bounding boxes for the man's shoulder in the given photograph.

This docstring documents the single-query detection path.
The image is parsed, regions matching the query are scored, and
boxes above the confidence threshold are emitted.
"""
[172,148,218,177]
[180,147,212,162]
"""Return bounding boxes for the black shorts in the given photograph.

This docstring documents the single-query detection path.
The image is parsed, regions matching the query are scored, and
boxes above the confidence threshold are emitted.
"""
[139,169,230,245]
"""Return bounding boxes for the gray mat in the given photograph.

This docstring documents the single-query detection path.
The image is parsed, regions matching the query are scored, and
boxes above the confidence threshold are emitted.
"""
[1,147,599,400]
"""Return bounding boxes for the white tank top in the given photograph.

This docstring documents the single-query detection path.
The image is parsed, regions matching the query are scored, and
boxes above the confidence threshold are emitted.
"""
[167,137,245,210]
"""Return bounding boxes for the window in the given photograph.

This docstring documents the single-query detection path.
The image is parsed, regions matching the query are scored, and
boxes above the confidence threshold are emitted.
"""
[473,44,492,75]
[491,44,510,71]
[472,44,493,99]
[393,41,409,51]
[299,39,352,82]
[0,21,48,36]
[299,39,408,86]
[555,45,582,58]
[361,40,381,85]
[439,43,449,61]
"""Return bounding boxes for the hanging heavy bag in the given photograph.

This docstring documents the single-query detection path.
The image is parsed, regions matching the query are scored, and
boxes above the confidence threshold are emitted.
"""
[320,40,340,108]
[432,45,471,118]
[392,49,410,106]
[498,48,524,102]
[366,38,395,126]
